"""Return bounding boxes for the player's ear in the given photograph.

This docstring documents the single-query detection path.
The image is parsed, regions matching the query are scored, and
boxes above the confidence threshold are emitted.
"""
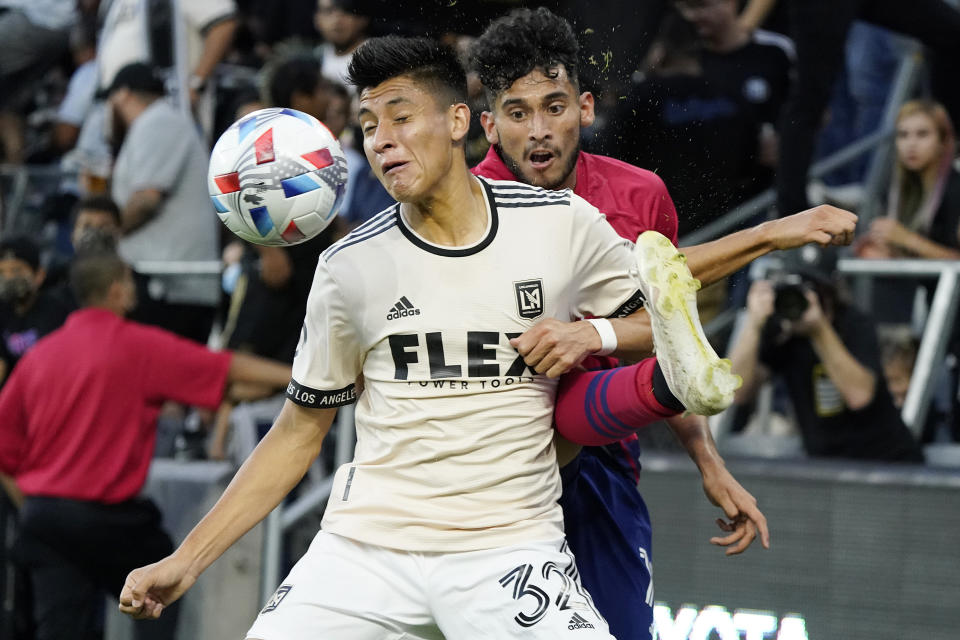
[480,111,499,145]
[579,91,595,128]
[450,102,470,143]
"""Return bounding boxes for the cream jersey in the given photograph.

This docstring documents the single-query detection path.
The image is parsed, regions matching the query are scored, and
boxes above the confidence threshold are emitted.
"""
[288,176,645,552]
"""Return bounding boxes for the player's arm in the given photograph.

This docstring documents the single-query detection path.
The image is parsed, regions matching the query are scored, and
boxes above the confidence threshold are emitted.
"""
[682,205,857,288]
[119,400,336,620]
[227,351,291,388]
[120,188,164,233]
[190,17,238,101]
[120,111,196,233]
[866,218,960,260]
[801,291,877,410]
[666,413,770,554]
[509,310,653,378]
[608,311,653,362]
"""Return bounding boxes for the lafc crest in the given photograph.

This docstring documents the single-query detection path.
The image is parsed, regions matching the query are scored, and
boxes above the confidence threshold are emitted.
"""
[514,279,544,319]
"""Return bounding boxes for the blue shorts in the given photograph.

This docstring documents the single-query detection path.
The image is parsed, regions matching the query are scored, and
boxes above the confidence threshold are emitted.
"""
[559,445,654,640]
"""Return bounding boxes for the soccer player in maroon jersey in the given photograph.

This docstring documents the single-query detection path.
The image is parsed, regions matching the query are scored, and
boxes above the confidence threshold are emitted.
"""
[470,8,856,639]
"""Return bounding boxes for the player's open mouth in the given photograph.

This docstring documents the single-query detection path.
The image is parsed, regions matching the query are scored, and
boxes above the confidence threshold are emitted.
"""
[528,151,555,170]
[383,161,407,175]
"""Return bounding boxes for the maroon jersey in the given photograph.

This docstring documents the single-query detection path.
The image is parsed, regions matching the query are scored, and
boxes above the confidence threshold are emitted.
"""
[472,145,679,245]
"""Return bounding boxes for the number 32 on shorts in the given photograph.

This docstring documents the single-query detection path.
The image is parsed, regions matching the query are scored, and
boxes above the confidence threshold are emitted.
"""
[498,560,591,628]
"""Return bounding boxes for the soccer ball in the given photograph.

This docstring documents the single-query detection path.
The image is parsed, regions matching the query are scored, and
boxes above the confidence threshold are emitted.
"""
[208,107,348,246]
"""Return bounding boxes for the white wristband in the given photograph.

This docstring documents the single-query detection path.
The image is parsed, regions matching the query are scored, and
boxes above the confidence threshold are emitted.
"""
[586,318,618,356]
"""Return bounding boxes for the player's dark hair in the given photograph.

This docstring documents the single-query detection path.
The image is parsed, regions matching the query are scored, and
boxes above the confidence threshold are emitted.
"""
[470,7,579,102]
[269,56,323,108]
[70,250,128,306]
[72,195,122,227]
[347,36,467,106]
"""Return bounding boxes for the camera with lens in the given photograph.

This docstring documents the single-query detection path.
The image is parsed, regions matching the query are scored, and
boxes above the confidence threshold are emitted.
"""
[772,274,811,321]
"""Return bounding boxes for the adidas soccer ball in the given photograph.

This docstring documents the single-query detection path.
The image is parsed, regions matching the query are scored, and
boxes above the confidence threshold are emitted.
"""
[208,107,348,246]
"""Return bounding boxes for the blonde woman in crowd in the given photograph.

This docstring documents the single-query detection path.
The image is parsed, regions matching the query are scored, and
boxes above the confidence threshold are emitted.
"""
[858,99,960,259]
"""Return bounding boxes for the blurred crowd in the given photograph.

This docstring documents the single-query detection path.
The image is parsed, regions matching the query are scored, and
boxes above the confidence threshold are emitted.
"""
[1,0,960,476]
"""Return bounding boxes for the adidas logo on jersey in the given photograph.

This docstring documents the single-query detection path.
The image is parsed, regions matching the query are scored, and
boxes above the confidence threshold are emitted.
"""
[568,613,595,630]
[387,296,421,321]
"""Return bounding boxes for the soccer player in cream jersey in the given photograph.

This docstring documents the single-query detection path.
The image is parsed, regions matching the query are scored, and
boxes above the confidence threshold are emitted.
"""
[119,36,737,639]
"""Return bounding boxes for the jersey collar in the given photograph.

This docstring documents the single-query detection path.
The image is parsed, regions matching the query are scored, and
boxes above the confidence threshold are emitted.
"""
[395,177,499,257]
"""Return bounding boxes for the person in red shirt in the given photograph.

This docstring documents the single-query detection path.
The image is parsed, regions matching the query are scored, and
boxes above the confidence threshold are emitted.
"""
[469,8,857,639]
[0,250,292,640]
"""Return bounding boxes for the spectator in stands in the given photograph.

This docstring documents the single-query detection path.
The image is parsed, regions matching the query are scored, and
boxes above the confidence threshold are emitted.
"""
[564,0,671,101]
[599,13,729,235]
[45,195,125,309]
[104,62,221,344]
[603,1,793,235]
[240,0,320,58]
[773,0,960,216]
[809,22,902,206]
[878,324,918,411]
[0,249,292,640]
[267,54,336,127]
[854,100,960,327]
[95,0,238,107]
[858,99,960,442]
[71,195,123,255]
[314,0,371,88]
[0,237,71,388]
[858,100,960,261]
[728,246,924,462]
[0,0,77,163]
[52,17,99,155]
[73,0,238,181]
[876,324,956,442]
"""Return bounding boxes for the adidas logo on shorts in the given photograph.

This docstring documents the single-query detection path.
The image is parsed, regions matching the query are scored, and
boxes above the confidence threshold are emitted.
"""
[387,296,420,320]
[568,613,595,630]
[261,584,292,614]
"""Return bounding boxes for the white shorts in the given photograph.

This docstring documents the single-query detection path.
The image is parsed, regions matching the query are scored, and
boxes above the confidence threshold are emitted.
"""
[246,531,614,640]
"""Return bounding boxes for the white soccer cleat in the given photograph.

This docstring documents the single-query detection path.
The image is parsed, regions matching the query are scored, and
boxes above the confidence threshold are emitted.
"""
[633,230,742,416]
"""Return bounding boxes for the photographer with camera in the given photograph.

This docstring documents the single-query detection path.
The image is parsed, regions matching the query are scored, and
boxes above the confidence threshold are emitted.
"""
[728,247,923,462]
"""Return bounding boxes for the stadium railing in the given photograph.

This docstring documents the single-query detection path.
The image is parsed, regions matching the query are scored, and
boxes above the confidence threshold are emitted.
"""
[132,260,222,276]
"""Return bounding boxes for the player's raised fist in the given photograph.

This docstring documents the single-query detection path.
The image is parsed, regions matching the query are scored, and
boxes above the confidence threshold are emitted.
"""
[769,204,858,250]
